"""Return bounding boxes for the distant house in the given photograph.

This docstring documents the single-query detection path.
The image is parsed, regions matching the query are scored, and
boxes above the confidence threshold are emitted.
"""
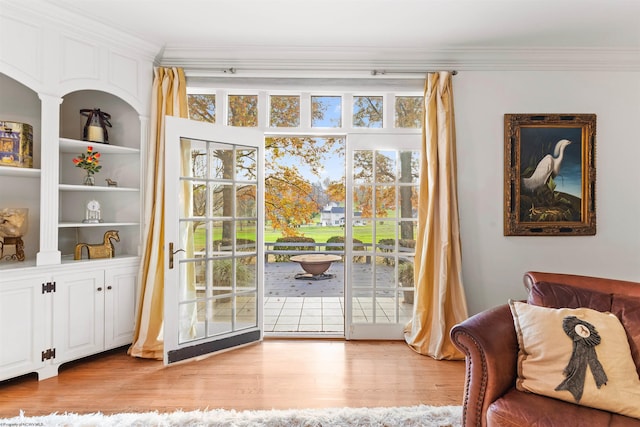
[320,205,344,226]
[320,204,365,226]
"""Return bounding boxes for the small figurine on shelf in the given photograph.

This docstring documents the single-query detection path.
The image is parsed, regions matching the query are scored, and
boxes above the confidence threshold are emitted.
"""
[74,230,120,260]
[80,108,112,144]
[105,178,118,187]
[73,146,102,186]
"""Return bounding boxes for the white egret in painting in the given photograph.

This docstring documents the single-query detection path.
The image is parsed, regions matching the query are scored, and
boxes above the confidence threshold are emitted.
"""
[522,139,572,192]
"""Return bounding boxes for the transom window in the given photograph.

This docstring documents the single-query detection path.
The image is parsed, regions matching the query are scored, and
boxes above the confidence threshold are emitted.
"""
[228,94,258,127]
[312,96,342,128]
[270,95,300,127]
[187,89,423,131]
[353,95,383,128]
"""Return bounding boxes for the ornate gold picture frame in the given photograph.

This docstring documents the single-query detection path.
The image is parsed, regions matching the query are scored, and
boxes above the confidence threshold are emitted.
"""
[504,113,596,236]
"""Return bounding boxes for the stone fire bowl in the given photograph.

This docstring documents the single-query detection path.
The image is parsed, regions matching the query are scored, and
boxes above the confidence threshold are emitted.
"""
[290,254,342,276]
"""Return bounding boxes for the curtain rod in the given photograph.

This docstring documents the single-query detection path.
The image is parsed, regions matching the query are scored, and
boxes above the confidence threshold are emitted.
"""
[371,70,458,76]
[186,68,458,79]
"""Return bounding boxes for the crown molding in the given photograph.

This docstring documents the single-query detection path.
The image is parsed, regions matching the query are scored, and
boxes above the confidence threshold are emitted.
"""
[4,1,639,75]
[161,45,640,75]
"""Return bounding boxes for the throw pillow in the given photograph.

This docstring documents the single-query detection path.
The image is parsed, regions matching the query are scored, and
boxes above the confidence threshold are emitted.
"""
[611,293,640,377]
[527,282,640,377]
[509,300,640,419]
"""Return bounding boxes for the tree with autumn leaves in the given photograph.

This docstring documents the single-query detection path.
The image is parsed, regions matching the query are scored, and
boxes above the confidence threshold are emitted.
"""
[325,149,419,241]
[188,94,341,237]
[326,96,423,241]
[264,136,342,236]
[187,93,421,241]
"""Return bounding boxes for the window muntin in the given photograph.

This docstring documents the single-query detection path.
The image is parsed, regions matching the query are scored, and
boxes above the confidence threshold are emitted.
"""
[349,145,419,326]
[177,138,260,344]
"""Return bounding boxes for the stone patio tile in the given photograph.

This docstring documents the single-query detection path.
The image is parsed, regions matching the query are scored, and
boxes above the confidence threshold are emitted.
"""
[299,315,322,324]
[297,324,324,332]
[273,324,300,332]
[275,315,300,325]
[301,300,322,308]
[323,316,344,325]
[280,308,303,316]
[300,308,322,317]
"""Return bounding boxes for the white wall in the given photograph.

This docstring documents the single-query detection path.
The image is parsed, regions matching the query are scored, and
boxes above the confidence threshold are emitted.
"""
[454,71,640,315]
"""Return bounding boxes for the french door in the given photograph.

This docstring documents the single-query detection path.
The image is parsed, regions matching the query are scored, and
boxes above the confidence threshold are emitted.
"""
[345,133,421,339]
[164,116,264,364]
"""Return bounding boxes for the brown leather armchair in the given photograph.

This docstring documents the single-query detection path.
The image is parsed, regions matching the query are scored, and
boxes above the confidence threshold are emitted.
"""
[450,271,640,427]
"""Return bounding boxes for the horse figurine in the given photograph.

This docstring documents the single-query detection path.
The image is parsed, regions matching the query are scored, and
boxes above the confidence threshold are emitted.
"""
[74,230,120,260]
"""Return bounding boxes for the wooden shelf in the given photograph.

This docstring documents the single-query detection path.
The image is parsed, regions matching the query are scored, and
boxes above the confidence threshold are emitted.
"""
[58,222,140,228]
[0,258,38,271]
[58,184,139,192]
[0,165,41,178]
[59,138,140,154]
[60,254,140,265]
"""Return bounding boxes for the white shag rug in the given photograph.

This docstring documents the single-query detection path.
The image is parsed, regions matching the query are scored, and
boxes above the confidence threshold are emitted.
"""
[3,405,462,427]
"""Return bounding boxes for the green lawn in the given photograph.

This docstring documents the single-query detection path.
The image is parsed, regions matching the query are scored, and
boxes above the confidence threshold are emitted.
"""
[192,222,401,248]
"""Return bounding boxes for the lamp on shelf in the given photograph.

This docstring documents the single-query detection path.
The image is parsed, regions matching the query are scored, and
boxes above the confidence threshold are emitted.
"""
[0,208,28,262]
[80,108,112,144]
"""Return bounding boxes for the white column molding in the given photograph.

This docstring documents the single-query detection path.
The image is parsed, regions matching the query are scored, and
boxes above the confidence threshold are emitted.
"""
[36,93,62,265]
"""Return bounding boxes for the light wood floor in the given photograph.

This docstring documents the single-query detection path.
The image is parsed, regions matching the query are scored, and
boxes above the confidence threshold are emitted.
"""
[0,339,465,417]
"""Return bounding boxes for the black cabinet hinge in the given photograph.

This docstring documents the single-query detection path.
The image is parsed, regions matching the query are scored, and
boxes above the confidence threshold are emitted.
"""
[42,282,56,293]
[41,348,56,361]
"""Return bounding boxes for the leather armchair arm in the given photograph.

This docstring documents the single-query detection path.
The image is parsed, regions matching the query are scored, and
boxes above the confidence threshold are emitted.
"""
[450,304,519,427]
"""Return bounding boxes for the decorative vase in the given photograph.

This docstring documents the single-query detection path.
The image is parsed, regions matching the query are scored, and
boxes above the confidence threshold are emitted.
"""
[83,173,95,186]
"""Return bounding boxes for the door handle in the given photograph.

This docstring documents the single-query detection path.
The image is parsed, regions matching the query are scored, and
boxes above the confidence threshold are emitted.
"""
[169,242,185,269]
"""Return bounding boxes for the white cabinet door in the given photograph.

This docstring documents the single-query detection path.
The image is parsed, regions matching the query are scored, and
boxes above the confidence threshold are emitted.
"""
[53,270,105,364]
[0,277,47,381]
[104,266,138,349]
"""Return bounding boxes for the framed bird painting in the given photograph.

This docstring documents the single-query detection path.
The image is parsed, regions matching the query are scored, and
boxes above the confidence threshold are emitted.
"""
[504,113,596,236]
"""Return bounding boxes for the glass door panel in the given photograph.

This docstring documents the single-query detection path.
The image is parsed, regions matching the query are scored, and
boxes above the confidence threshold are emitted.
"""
[345,134,420,340]
[164,116,263,364]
